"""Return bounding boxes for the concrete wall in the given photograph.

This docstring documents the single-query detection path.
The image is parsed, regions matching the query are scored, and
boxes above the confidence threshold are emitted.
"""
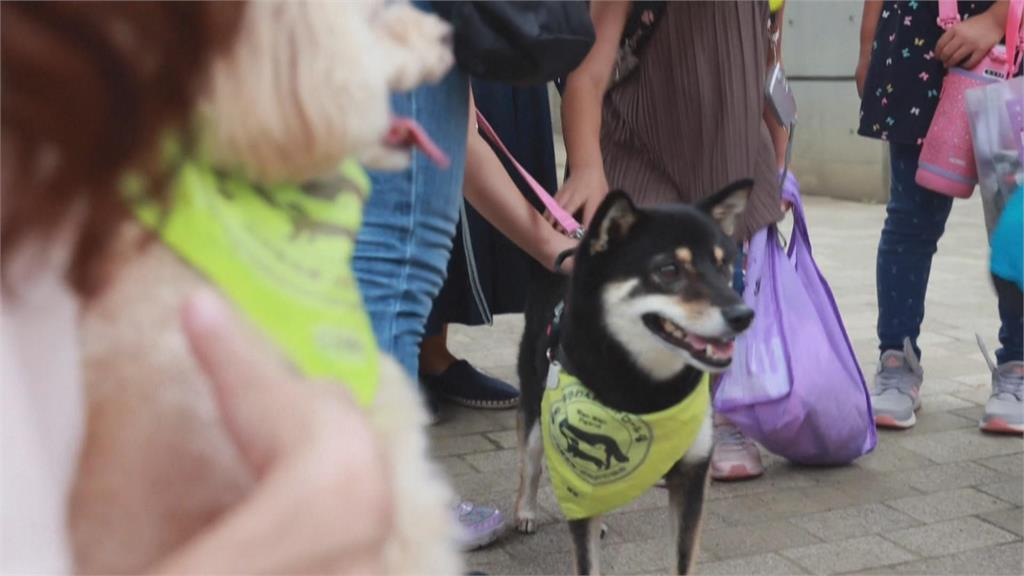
[783,0,889,203]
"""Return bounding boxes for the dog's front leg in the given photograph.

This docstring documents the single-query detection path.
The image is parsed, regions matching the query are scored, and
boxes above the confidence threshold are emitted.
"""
[514,411,543,533]
[568,516,603,575]
[666,411,713,575]
[666,459,710,575]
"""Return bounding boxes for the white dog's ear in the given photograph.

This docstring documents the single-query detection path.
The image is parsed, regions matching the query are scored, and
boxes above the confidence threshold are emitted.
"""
[202,1,392,183]
[697,179,751,237]
[373,4,453,91]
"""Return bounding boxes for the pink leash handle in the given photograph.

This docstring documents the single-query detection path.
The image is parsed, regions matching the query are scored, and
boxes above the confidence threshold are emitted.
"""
[475,110,585,240]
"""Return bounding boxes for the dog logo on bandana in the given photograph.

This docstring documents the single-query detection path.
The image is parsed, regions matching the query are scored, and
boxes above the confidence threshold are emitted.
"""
[547,383,652,485]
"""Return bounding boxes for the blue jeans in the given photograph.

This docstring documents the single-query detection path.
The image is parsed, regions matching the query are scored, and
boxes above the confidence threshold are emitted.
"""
[353,66,469,378]
[877,142,1023,364]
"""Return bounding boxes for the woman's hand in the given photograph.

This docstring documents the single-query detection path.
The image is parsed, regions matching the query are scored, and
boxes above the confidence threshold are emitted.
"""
[780,170,799,213]
[936,10,1005,69]
[855,53,871,98]
[548,168,609,230]
[153,290,392,574]
[857,1,883,98]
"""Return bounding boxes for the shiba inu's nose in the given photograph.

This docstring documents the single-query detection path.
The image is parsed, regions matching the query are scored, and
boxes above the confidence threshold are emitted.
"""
[723,304,754,332]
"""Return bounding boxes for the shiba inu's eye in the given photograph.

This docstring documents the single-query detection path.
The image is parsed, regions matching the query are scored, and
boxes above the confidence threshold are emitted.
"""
[653,263,681,283]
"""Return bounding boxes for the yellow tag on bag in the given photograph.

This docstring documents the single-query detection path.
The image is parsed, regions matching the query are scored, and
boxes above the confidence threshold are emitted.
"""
[541,370,710,520]
[127,158,380,405]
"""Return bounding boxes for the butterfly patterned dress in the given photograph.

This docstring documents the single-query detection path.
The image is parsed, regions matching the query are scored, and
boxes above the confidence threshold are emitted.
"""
[858,0,994,146]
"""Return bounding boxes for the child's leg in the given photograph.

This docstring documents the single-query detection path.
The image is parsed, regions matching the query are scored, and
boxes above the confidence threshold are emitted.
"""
[876,142,954,359]
[981,188,1023,366]
[711,244,763,481]
[984,276,1023,433]
[994,277,1023,365]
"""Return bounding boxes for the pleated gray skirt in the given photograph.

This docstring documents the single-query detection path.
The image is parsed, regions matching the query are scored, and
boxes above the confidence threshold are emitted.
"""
[601,0,782,241]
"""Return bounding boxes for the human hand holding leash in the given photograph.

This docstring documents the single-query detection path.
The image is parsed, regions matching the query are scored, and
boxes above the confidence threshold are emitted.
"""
[552,1,627,230]
[548,168,609,231]
[153,289,392,574]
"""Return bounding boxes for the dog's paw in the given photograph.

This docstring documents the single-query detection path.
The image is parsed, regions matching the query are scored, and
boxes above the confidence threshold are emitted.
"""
[515,514,537,534]
[375,4,453,91]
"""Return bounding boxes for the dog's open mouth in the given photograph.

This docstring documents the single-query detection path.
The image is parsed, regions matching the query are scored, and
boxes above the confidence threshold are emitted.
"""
[642,314,735,368]
[384,117,450,168]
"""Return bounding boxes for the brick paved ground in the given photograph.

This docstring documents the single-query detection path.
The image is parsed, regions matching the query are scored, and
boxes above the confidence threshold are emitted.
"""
[431,193,1023,575]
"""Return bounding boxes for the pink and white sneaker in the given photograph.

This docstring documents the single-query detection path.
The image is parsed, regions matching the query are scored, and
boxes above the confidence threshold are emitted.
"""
[711,414,764,481]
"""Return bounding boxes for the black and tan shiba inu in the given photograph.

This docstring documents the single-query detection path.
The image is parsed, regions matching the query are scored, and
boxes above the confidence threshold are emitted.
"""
[514,181,755,575]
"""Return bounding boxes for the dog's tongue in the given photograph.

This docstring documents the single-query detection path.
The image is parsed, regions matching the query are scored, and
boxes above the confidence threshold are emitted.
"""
[385,117,450,168]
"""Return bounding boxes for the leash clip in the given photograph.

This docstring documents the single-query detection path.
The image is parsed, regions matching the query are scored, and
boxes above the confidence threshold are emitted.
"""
[546,301,567,363]
[545,358,562,390]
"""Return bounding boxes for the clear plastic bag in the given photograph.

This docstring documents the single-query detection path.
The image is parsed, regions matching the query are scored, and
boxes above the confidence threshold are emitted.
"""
[966,76,1024,233]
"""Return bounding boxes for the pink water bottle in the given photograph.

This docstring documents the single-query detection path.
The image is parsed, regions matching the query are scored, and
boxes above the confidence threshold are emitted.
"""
[916,0,1023,198]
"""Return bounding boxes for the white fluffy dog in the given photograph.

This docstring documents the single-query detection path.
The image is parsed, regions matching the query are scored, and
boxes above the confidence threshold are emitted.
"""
[70,2,460,573]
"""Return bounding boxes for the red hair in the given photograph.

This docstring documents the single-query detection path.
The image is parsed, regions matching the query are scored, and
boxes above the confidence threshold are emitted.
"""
[1,1,244,295]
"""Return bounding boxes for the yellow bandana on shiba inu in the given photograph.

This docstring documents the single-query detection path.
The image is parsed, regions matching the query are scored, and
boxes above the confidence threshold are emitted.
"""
[541,369,710,520]
[126,157,379,405]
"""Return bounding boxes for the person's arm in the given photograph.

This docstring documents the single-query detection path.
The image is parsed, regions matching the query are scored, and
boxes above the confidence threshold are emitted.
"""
[153,290,392,574]
[856,0,884,98]
[464,93,578,273]
[765,4,789,170]
[551,0,630,227]
[936,0,1010,69]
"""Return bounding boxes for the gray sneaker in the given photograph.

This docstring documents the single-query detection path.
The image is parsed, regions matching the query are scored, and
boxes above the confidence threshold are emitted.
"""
[872,338,923,429]
[977,336,1024,434]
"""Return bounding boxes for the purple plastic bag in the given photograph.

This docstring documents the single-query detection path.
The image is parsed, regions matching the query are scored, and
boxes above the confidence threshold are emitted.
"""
[714,176,876,465]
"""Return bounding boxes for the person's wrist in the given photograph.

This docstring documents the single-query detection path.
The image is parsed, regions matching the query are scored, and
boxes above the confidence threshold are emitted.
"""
[571,162,605,182]
[980,4,1007,29]
[542,229,578,273]
[967,9,1003,45]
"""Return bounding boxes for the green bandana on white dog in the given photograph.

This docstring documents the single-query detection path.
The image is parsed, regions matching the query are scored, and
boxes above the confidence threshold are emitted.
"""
[126,155,380,405]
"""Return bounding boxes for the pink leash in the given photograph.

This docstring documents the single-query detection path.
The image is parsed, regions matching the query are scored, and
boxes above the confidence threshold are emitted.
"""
[475,110,585,240]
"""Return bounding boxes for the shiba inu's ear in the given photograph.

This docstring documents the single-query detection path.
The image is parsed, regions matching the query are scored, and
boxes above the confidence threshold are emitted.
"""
[588,191,639,254]
[698,179,752,237]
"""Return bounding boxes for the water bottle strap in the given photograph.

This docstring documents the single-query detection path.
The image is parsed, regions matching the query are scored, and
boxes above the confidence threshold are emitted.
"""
[937,0,961,29]
[1007,0,1023,77]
